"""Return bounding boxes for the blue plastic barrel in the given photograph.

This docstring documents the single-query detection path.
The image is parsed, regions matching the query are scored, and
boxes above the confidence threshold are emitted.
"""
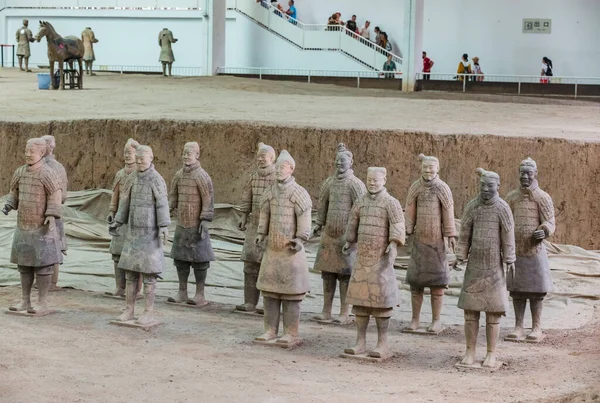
[37,73,51,90]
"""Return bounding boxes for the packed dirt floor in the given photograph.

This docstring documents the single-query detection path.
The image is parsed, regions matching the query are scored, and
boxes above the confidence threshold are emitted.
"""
[1,68,600,402]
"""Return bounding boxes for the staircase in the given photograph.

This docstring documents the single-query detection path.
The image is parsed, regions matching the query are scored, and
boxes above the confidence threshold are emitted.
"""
[227,0,403,71]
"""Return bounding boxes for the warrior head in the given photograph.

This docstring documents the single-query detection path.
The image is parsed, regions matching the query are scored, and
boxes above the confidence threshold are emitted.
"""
[40,135,56,157]
[476,167,500,201]
[519,157,537,188]
[418,153,439,182]
[25,138,47,166]
[335,143,353,174]
[123,138,140,165]
[256,142,276,168]
[23,19,28,27]
[182,142,200,167]
[275,150,295,182]
[135,145,154,172]
[367,167,387,194]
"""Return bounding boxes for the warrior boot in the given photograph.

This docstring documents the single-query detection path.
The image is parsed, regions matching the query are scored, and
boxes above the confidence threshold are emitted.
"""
[187,266,208,307]
[345,315,369,355]
[136,282,156,326]
[116,278,136,322]
[369,317,391,358]
[256,297,280,341]
[406,291,424,331]
[483,313,501,368]
[9,271,34,312]
[28,273,51,315]
[278,300,301,345]
[167,266,190,303]
[336,276,351,324]
[50,264,62,292]
[527,298,544,341]
[313,273,336,321]
[236,273,260,312]
[506,298,526,340]
[460,311,480,365]
[428,288,445,333]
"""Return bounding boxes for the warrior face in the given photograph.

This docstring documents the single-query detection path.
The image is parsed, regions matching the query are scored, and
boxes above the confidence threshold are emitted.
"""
[421,160,439,182]
[275,161,294,182]
[256,150,274,169]
[479,176,499,201]
[25,142,45,166]
[335,154,352,174]
[136,150,153,172]
[367,170,386,194]
[519,166,536,188]
[124,145,136,165]
[182,145,199,166]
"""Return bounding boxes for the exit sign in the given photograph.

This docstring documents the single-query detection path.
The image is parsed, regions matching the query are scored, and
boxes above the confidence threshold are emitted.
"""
[523,19,552,34]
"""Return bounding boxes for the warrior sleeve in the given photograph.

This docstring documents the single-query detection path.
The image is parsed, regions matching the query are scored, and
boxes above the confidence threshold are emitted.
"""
[257,188,272,236]
[315,177,332,226]
[92,30,98,43]
[240,174,253,214]
[537,191,556,237]
[109,171,122,213]
[169,171,180,212]
[27,29,33,41]
[456,199,476,260]
[45,190,62,218]
[115,181,132,225]
[350,177,367,205]
[439,183,457,238]
[404,180,420,234]
[499,201,516,264]
[344,199,361,244]
[387,197,406,246]
[153,176,171,228]
[293,187,313,241]
[197,172,214,222]
[6,167,23,210]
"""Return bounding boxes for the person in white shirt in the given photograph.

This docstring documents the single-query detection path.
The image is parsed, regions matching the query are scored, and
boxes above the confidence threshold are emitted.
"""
[360,21,371,41]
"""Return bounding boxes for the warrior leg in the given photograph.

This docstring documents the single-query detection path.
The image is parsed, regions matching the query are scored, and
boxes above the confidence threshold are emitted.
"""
[25,56,31,72]
[187,262,209,306]
[18,56,24,71]
[336,274,351,324]
[161,62,167,77]
[506,293,526,339]
[369,317,391,358]
[313,272,336,321]
[50,264,62,292]
[28,270,52,315]
[168,62,173,77]
[256,296,280,341]
[344,314,368,355]
[483,312,502,368]
[136,275,157,325]
[236,262,260,312]
[167,260,190,303]
[278,299,301,344]
[460,310,480,365]
[527,296,545,341]
[428,287,445,333]
[405,287,424,331]
[106,257,126,297]
[116,270,139,321]
[9,267,34,311]
[90,62,96,76]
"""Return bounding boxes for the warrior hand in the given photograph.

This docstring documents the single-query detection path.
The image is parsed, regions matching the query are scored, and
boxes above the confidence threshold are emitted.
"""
[108,221,122,236]
[44,216,56,233]
[106,212,115,223]
[311,224,322,238]
[507,262,516,280]
[342,242,352,255]
[385,241,397,255]
[452,259,463,271]
[159,227,169,245]
[237,214,247,232]
[289,238,304,252]
[254,235,265,247]
[448,237,457,253]
[1,205,11,215]
[199,220,209,239]
[533,229,546,241]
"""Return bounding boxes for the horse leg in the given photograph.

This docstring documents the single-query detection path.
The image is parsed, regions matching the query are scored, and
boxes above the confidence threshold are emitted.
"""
[50,61,55,90]
[59,63,64,90]
[78,59,84,89]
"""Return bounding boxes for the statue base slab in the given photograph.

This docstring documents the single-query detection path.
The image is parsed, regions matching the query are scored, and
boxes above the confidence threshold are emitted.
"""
[401,326,446,336]
[253,338,302,350]
[165,300,209,309]
[6,309,57,317]
[109,319,162,331]
[340,351,393,363]
[233,309,263,317]
[311,317,355,326]
[504,334,546,344]
[455,361,503,371]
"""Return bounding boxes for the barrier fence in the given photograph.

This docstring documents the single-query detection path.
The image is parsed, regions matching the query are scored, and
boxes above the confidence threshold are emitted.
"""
[0,44,15,67]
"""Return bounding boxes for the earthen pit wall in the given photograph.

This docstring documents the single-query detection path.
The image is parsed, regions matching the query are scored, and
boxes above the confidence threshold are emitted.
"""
[0,120,593,248]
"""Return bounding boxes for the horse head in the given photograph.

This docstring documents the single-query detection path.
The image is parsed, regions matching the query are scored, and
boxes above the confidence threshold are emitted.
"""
[35,21,56,42]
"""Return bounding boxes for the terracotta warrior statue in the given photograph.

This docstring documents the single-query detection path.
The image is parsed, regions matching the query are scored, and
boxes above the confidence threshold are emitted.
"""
[236,142,277,313]
[404,154,457,333]
[16,19,35,72]
[3,138,63,314]
[41,135,68,292]
[158,28,178,77]
[107,138,139,297]
[343,167,406,358]
[110,145,170,325]
[168,142,215,307]
[505,158,555,342]
[312,143,366,324]
[455,168,515,368]
[81,27,99,75]
[254,150,312,345]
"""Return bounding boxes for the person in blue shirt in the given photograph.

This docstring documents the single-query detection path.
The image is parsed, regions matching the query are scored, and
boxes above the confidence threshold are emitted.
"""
[285,0,297,24]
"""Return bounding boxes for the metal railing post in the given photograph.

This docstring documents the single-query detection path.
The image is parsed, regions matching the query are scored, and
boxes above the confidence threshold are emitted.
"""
[518,81,521,95]
[462,75,466,93]
[574,82,578,99]
[308,70,311,83]
[357,76,360,88]
[259,68,262,80]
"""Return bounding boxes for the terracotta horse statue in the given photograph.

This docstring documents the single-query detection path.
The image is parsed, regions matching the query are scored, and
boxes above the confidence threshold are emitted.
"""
[35,21,84,90]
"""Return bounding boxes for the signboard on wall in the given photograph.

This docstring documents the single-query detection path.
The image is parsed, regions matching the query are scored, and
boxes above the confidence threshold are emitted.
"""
[523,18,552,34]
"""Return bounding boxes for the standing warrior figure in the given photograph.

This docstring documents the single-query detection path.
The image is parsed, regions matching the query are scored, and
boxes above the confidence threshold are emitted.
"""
[343,167,406,359]
[312,143,366,324]
[3,138,63,314]
[168,142,215,307]
[41,135,68,292]
[254,150,312,346]
[505,158,555,342]
[110,145,170,325]
[106,138,139,297]
[158,28,178,77]
[455,168,515,368]
[404,154,457,334]
[236,142,277,313]
[16,19,35,72]
[81,27,99,76]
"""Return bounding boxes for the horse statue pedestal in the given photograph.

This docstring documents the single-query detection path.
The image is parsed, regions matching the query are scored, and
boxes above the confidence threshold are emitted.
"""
[53,60,82,89]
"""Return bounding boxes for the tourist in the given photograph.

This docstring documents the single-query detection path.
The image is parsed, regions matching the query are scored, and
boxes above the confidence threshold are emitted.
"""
[541,57,553,83]
[382,32,392,52]
[456,53,471,81]
[346,15,358,34]
[422,51,434,80]
[374,27,382,46]
[359,21,371,41]
[382,54,397,79]
[472,56,484,81]
[284,0,297,24]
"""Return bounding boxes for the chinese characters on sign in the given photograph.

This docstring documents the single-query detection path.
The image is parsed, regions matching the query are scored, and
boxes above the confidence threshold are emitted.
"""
[523,19,552,34]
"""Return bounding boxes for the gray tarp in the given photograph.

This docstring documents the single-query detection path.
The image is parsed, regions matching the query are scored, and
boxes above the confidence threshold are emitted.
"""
[0,189,597,329]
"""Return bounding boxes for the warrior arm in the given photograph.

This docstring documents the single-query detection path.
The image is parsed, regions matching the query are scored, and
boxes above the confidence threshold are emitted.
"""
[257,193,271,236]
[15,29,19,41]
[6,168,22,210]
[114,183,132,225]
[109,176,121,213]
[153,178,171,228]
[350,178,367,203]
[315,177,332,226]
[92,31,98,43]
[455,201,475,260]
[500,205,516,264]
[441,202,458,238]
[292,187,313,241]
[239,175,253,214]
[404,199,417,235]
[168,172,180,212]
[45,190,62,218]
[344,201,360,243]
[387,198,406,246]
[537,192,556,237]
[197,174,214,222]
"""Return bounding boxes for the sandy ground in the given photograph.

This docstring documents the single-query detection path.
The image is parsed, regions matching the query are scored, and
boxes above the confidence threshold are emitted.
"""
[1,68,599,141]
[0,287,599,403]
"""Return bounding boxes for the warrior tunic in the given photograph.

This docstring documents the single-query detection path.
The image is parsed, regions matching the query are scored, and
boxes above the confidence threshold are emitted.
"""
[240,164,276,264]
[158,29,176,63]
[108,165,136,257]
[45,155,68,253]
[16,26,33,57]
[345,189,406,309]
[313,169,366,276]
[116,165,170,275]
[456,195,516,313]
[256,177,312,298]
[81,28,98,62]
[6,163,63,268]
[505,181,555,294]
[169,163,215,263]
[405,177,457,288]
